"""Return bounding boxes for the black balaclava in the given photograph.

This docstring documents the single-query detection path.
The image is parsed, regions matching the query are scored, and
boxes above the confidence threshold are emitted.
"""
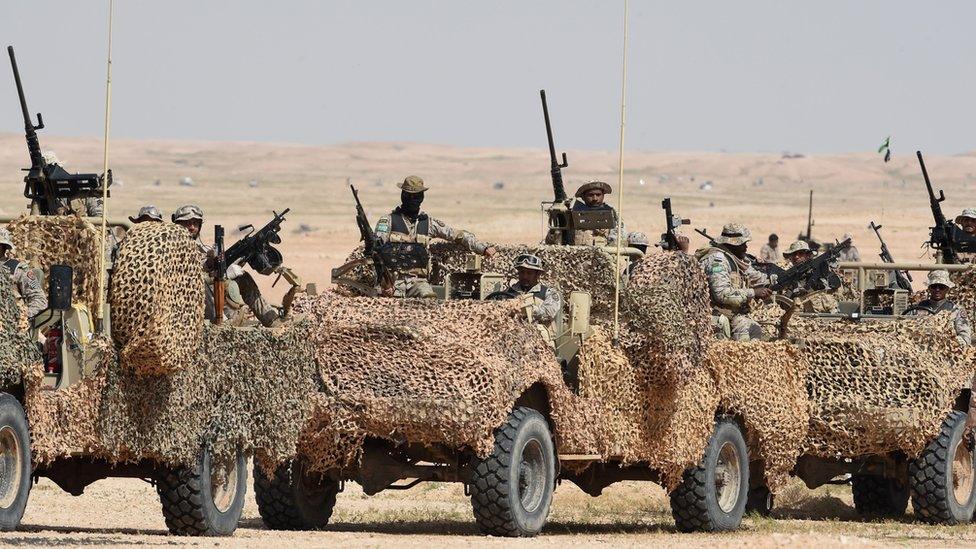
[400,190,424,220]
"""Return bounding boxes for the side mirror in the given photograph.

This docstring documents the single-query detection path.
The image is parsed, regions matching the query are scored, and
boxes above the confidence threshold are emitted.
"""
[48,264,73,310]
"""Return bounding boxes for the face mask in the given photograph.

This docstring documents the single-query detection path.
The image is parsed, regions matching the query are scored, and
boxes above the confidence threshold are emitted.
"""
[400,191,424,219]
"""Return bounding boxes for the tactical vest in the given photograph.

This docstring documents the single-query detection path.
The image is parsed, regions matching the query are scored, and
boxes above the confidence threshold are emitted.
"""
[915,299,956,315]
[389,213,431,246]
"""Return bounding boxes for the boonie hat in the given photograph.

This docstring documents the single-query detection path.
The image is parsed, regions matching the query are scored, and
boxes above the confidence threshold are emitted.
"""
[129,205,163,223]
[783,240,812,257]
[927,270,955,289]
[956,208,976,223]
[575,180,612,198]
[715,223,751,246]
[397,175,428,194]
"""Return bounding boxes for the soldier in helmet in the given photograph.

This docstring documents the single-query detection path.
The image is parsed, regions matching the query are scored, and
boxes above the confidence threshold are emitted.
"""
[374,175,496,298]
[905,270,971,346]
[495,254,562,340]
[172,204,281,327]
[38,151,104,217]
[0,228,47,318]
[782,240,840,313]
[128,205,164,224]
[547,181,626,246]
[698,223,772,341]
[954,209,976,263]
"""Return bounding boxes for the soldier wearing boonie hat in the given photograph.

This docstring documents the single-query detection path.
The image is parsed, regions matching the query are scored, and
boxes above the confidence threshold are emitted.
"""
[129,205,163,224]
[783,240,812,265]
[495,253,561,340]
[374,175,496,298]
[697,222,772,341]
[546,180,626,247]
[0,228,46,318]
[906,269,971,346]
[781,240,840,312]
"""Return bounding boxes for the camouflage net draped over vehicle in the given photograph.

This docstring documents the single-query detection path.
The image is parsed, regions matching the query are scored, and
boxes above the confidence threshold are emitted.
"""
[23,321,318,470]
[110,222,205,375]
[0,268,42,389]
[7,215,102,313]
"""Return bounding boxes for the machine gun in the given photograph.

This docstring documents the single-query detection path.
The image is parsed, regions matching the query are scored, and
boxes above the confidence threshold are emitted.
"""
[918,150,976,263]
[224,208,289,275]
[770,238,850,294]
[351,185,393,291]
[868,221,913,291]
[541,89,568,204]
[658,198,689,251]
[7,46,105,215]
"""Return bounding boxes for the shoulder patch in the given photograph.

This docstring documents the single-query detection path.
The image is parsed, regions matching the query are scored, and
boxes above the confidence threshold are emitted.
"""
[375,217,390,233]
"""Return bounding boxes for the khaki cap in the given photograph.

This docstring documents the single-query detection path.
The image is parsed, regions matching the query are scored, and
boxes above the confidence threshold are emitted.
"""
[783,240,811,256]
[397,175,428,193]
[514,253,545,272]
[0,228,12,249]
[715,223,751,246]
[927,269,955,289]
[956,208,976,223]
[575,180,612,198]
[129,205,163,223]
[172,204,204,223]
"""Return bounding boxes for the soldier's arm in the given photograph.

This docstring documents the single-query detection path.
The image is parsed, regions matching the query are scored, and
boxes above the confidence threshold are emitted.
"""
[15,266,47,318]
[374,216,392,245]
[608,218,626,246]
[700,255,753,308]
[428,218,489,254]
[954,308,972,347]
[742,263,771,287]
[534,288,562,324]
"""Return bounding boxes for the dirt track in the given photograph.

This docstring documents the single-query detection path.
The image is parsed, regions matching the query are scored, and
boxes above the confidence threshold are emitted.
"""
[3,475,976,548]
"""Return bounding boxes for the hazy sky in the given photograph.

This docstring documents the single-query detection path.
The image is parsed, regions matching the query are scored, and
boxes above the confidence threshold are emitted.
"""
[1,1,973,153]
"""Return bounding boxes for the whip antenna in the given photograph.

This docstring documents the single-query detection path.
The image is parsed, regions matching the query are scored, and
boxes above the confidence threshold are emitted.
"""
[96,0,115,327]
[612,0,630,345]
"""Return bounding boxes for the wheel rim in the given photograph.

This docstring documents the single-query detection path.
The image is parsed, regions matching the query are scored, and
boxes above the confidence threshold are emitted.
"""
[211,456,239,513]
[951,437,975,505]
[715,441,741,513]
[517,439,546,513]
[0,426,21,509]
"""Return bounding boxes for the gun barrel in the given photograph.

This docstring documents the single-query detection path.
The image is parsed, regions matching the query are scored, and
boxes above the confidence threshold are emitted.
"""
[540,90,557,164]
[7,47,32,128]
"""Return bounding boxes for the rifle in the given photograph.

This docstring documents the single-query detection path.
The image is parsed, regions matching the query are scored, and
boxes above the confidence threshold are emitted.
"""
[659,198,689,250]
[804,190,813,242]
[350,185,393,291]
[7,46,103,215]
[540,90,568,204]
[918,150,960,264]
[770,238,851,293]
[869,221,913,291]
[213,225,225,325]
[224,208,289,275]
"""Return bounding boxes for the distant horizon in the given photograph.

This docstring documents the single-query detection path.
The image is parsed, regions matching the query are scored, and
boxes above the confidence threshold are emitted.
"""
[1,1,974,155]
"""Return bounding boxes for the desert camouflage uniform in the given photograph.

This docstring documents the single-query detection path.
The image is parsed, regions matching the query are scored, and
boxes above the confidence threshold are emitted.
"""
[759,243,782,264]
[783,240,840,313]
[375,208,489,298]
[5,259,46,318]
[700,248,769,341]
[907,299,972,346]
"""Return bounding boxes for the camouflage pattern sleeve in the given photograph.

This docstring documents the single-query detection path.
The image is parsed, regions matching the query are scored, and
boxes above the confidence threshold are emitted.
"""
[534,287,562,324]
[741,262,771,287]
[12,264,47,318]
[374,215,392,245]
[699,251,754,309]
[428,217,488,254]
[954,306,972,347]
[85,196,104,217]
[608,218,626,246]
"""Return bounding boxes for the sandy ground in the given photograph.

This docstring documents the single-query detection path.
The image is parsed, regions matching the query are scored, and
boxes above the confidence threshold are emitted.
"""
[5,475,976,548]
[2,134,976,546]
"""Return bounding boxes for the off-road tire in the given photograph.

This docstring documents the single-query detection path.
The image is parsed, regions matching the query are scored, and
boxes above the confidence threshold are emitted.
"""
[745,485,773,516]
[470,406,555,537]
[851,474,909,517]
[0,394,30,531]
[156,446,247,536]
[254,458,339,530]
[670,418,749,532]
[909,411,976,524]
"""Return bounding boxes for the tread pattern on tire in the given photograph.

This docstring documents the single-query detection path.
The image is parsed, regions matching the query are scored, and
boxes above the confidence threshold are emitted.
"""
[470,406,539,537]
[156,467,211,536]
[851,475,907,516]
[670,457,713,532]
[909,411,970,525]
[254,463,337,530]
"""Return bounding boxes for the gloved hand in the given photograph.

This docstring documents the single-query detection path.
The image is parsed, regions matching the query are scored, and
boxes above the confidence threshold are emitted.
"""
[226,263,245,280]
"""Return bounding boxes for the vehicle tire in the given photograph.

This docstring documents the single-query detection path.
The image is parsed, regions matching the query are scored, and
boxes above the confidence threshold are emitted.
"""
[0,394,31,531]
[254,458,339,530]
[909,411,976,524]
[670,417,749,532]
[851,474,909,516]
[470,406,555,537]
[157,445,247,536]
[745,485,773,516]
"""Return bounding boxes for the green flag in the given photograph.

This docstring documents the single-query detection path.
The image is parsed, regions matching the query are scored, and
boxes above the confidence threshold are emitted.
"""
[877,136,891,162]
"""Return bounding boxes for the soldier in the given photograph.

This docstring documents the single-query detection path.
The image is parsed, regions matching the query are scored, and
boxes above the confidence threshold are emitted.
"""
[374,175,496,298]
[836,232,861,262]
[40,151,104,216]
[624,232,649,275]
[905,270,971,346]
[172,205,281,327]
[698,223,772,341]
[0,228,47,318]
[956,208,976,236]
[495,254,561,340]
[547,181,626,246]
[128,205,164,224]
[782,240,839,313]
[759,234,781,264]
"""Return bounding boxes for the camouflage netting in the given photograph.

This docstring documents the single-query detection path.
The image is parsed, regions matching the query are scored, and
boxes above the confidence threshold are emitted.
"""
[111,222,205,375]
[7,215,102,313]
[23,322,318,470]
[0,266,42,389]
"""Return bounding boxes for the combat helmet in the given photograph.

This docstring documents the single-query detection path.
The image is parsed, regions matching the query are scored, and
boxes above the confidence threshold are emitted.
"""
[172,204,204,223]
